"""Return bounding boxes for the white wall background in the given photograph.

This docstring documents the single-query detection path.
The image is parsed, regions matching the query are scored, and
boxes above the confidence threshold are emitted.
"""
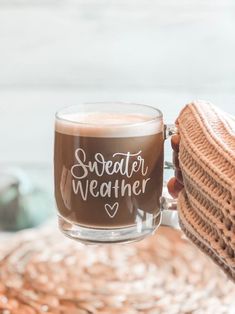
[0,0,235,165]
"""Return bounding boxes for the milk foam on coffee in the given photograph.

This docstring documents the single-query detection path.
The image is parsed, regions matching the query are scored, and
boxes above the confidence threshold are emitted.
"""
[56,112,163,137]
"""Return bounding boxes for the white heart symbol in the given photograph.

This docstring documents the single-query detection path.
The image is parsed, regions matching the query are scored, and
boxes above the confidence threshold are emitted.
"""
[104,202,119,218]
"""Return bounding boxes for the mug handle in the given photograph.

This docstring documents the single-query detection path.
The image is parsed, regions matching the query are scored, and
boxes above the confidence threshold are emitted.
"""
[160,124,180,229]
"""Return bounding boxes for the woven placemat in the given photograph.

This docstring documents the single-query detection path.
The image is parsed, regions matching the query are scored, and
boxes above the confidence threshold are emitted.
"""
[0,225,234,314]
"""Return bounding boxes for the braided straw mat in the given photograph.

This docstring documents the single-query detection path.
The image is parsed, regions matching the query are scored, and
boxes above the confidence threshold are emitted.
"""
[0,225,234,314]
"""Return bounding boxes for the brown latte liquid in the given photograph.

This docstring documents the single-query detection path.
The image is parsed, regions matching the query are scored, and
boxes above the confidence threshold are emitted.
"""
[54,113,164,228]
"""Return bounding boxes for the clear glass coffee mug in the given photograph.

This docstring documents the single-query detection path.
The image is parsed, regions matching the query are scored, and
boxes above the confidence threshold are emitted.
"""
[54,102,178,244]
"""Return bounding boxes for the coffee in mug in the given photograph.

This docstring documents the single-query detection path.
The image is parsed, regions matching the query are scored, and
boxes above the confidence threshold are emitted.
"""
[54,103,177,244]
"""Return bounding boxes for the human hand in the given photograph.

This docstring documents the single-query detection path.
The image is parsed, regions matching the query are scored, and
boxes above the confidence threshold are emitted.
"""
[167,133,184,198]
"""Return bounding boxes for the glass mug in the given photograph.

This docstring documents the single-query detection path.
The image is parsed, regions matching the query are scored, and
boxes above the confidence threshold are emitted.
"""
[54,102,178,244]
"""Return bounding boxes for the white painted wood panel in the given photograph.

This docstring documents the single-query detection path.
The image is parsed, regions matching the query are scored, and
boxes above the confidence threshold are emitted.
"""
[0,1,235,164]
[0,0,235,90]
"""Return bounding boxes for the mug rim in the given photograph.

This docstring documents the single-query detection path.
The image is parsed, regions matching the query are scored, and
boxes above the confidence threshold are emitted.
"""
[55,102,163,127]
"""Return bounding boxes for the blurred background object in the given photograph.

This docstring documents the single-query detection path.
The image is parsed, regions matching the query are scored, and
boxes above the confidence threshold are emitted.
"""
[0,168,53,230]
[0,0,235,230]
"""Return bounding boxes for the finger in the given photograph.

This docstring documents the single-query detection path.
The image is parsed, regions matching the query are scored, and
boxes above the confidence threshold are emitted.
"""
[171,134,180,152]
[173,151,180,169]
[167,177,184,199]
[175,168,183,184]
